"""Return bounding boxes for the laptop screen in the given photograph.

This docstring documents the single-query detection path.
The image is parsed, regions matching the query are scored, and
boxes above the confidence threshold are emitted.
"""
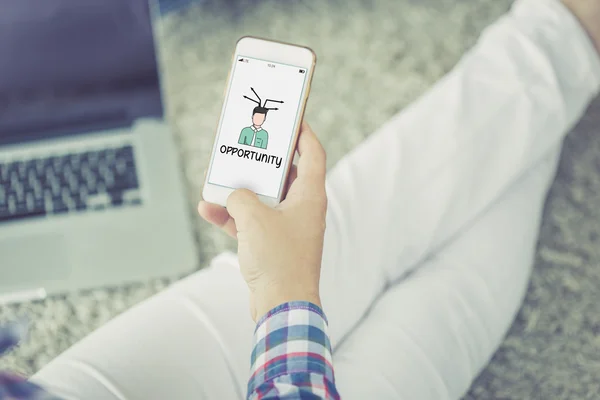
[0,0,164,144]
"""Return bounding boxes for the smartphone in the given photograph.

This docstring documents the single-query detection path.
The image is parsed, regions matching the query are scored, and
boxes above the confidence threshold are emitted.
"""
[202,36,316,207]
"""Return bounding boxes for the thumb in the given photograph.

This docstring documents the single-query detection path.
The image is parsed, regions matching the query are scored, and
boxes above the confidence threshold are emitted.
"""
[226,189,267,229]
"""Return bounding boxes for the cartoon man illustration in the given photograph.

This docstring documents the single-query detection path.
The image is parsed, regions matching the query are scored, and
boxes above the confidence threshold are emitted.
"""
[238,87,283,150]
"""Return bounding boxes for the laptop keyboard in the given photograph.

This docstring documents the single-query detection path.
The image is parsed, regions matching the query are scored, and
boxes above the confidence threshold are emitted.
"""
[0,145,142,224]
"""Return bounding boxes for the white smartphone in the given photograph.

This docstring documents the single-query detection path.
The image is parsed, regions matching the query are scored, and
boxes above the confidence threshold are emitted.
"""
[202,36,316,207]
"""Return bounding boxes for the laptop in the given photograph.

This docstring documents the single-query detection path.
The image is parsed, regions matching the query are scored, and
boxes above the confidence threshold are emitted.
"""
[0,0,197,303]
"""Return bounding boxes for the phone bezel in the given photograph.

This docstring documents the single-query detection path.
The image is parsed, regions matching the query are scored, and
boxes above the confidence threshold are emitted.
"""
[201,36,316,208]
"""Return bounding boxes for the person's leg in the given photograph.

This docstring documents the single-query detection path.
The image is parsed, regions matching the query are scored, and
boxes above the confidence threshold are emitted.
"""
[31,253,254,400]
[319,0,600,345]
[31,0,600,398]
[332,145,562,400]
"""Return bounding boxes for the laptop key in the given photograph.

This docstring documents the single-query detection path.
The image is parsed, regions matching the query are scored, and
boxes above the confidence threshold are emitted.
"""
[6,194,16,213]
[51,197,69,214]
[69,154,81,169]
[110,193,124,207]
[25,193,34,210]
[72,193,87,211]
[34,159,45,175]
[15,186,25,203]
[117,146,134,158]
[34,199,46,212]
[25,164,36,181]
[86,179,98,195]
[0,165,9,183]
[86,193,111,209]
[15,201,30,215]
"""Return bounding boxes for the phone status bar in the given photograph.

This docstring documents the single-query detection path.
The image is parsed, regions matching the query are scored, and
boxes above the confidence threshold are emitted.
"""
[238,57,305,74]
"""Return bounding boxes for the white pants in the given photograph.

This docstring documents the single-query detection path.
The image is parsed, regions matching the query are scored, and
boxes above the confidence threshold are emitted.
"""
[32,1,600,399]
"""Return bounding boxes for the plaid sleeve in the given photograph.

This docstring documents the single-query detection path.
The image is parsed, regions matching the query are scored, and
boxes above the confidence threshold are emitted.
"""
[0,321,62,400]
[247,302,340,400]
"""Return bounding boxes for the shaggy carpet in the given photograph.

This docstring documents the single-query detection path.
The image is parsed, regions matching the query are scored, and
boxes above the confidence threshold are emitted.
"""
[1,0,599,398]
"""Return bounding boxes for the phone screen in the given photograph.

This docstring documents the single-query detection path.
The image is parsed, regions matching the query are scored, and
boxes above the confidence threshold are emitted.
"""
[207,55,309,198]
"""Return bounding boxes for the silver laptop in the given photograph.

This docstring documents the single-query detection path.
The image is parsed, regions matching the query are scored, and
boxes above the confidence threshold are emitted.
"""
[0,0,197,303]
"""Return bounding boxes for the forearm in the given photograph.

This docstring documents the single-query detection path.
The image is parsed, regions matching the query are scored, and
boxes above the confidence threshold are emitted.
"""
[247,302,340,400]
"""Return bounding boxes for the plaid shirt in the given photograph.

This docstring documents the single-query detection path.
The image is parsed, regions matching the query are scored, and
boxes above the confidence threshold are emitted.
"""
[248,302,340,399]
[1,302,340,400]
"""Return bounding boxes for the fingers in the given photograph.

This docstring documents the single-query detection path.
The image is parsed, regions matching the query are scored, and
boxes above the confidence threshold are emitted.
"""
[226,188,267,230]
[279,164,299,203]
[296,122,327,189]
[197,201,238,238]
[287,164,298,186]
[285,122,327,204]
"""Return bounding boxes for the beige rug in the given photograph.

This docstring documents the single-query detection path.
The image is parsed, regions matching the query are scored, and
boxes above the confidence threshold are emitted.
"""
[1,1,599,398]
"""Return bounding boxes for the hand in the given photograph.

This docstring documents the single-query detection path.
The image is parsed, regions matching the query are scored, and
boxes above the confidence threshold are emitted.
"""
[562,0,600,55]
[199,122,327,322]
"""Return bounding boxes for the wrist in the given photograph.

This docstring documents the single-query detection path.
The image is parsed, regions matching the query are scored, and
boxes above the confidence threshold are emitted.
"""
[253,285,322,322]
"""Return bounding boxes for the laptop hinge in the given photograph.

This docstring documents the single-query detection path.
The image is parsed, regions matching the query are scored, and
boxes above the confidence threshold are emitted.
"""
[0,109,132,146]
[0,89,141,146]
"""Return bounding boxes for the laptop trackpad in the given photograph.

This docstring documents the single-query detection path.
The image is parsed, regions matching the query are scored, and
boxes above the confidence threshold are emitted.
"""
[1,234,70,287]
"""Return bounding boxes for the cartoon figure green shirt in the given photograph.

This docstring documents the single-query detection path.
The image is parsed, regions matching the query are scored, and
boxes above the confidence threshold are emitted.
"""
[238,86,282,150]
[238,126,269,149]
